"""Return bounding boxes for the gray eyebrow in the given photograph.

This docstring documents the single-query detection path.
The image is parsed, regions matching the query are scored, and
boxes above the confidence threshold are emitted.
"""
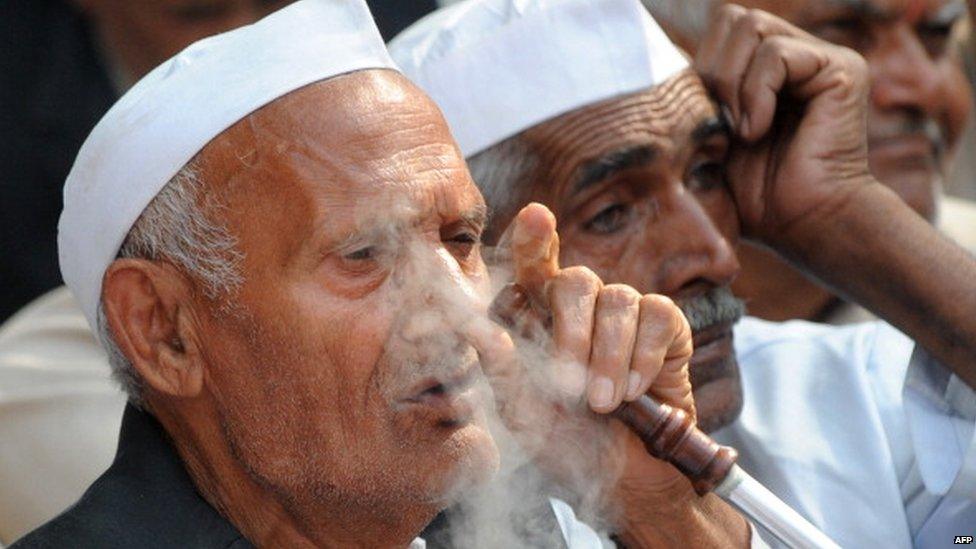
[573,145,657,195]
[460,204,489,230]
[571,115,729,196]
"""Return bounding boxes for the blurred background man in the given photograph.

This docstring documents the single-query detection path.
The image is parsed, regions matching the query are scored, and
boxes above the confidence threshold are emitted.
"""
[948,0,976,199]
[0,0,295,324]
[646,0,976,323]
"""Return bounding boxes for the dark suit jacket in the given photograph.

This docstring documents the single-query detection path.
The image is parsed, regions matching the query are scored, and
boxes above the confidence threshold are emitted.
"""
[11,405,253,548]
[0,0,117,322]
[12,402,566,548]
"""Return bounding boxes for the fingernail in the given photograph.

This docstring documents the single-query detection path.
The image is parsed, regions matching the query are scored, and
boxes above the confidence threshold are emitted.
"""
[739,114,750,138]
[625,371,643,400]
[588,376,615,410]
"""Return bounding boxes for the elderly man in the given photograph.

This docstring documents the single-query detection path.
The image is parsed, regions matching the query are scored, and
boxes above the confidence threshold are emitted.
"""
[645,0,976,324]
[391,0,976,545]
[11,1,764,547]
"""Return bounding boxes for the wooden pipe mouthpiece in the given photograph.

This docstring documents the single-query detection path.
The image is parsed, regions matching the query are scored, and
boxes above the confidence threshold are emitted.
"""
[614,396,738,496]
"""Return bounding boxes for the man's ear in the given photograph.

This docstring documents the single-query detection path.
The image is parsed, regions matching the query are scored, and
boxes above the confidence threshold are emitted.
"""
[102,259,204,400]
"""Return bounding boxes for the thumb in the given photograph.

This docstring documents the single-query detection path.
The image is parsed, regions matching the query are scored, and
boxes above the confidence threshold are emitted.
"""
[510,203,561,304]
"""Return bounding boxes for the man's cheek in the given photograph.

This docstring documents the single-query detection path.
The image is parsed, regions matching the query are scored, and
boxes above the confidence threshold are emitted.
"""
[941,64,972,149]
[559,232,626,274]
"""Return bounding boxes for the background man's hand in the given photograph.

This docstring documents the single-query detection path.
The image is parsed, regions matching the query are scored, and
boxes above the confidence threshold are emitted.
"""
[695,5,874,249]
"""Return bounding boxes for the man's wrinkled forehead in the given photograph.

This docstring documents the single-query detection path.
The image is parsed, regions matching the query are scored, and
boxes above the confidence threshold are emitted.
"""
[198,70,461,191]
[523,70,726,192]
[191,70,479,259]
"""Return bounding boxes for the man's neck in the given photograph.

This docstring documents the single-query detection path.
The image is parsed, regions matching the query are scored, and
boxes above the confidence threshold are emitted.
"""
[149,398,432,548]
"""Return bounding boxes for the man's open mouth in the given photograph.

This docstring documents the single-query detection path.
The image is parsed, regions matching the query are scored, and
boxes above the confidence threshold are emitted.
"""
[400,366,480,426]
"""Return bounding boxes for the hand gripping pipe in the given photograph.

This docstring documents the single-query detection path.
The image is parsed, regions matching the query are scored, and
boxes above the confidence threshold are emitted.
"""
[614,396,841,549]
[488,283,839,548]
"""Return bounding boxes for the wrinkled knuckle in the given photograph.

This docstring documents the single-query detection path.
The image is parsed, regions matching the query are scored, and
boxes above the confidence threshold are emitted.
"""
[634,347,664,373]
[560,266,601,289]
[601,284,641,308]
[736,9,766,36]
[600,348,629,369]
[718,3,746,21]
[762,35,790,56]
[640,293,676,316]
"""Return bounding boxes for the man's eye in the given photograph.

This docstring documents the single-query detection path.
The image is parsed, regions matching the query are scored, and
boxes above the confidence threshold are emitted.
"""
[689,162,727,192]
[583,204,631,235]
[917,23,953,58]
[344,247,375,261]
[446,231,480,259]
[449,232,478,244]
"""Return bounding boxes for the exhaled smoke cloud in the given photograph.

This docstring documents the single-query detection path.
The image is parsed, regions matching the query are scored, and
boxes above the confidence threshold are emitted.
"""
[359,197,686,547]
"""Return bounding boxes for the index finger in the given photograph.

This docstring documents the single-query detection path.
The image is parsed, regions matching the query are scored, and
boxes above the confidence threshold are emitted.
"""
[510,203,561,303]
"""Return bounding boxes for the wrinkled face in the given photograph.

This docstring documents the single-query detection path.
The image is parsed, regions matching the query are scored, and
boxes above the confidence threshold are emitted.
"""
[192,72,498,516]
[505,70,744,432]
[78,0,294,81]
[727,0,972,220]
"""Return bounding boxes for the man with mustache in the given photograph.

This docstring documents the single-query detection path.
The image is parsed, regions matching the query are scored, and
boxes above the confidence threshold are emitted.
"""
[11,1,760,547]
[646,0,976,324]
[391,0,976,545]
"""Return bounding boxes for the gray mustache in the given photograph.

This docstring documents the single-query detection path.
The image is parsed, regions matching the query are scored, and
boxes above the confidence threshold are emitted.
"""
[678,287,746,333]
[869,114,946,154]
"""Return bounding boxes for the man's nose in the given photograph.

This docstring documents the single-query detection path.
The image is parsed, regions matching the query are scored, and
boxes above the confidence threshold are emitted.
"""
[654,190,740,298]
[868,23,946,117]
[412,246,482,309]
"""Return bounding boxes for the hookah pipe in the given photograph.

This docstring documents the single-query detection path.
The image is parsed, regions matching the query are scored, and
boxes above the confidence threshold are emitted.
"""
[490,283,840,549]
[613,397,736,496]
[614,396,840,549]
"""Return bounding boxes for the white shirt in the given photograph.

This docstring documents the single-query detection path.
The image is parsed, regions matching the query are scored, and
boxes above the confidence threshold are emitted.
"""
[716,317,976,548]
[0,288,126,545]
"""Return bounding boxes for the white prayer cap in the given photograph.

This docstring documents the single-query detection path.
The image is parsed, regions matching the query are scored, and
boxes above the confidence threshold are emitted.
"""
[389,0,687,157]
[59,0,396,331]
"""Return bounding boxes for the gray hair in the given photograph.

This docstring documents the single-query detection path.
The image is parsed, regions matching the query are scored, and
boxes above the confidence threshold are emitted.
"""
[641,0,715,44]
[96,162,244,406]
[466,135,538,237]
